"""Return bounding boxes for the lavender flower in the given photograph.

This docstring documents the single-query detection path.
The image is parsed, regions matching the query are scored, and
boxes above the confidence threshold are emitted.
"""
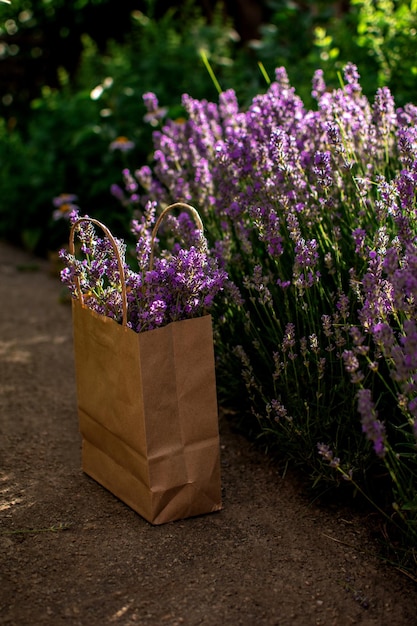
[313,150,333,189]
[143,92,168,126]
[311,69,326,101]
[357,389,386,457]
[372,87,397,142]
[317,443,340,468]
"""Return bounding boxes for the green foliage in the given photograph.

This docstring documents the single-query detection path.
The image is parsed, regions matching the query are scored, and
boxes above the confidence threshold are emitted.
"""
[244,1,367,104]
[0,83,133,251]
[352,0,417,103]
[3,1,417,253]
[0,1,245,252]
[249,1,417,106]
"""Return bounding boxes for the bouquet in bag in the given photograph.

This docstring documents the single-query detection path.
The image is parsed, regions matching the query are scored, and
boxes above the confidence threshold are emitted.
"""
[58,201,227,524]
[59,201,227,331]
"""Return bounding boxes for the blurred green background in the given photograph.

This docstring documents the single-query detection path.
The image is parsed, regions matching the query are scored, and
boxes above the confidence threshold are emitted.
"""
[1,0,416,255]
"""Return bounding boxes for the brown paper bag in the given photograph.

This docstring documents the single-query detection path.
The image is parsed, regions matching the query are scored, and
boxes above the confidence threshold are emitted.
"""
[69,210,222,524]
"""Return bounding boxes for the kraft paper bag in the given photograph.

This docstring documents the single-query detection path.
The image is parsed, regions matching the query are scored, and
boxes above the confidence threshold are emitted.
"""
[68,210,222,524]
[72,299,222,524]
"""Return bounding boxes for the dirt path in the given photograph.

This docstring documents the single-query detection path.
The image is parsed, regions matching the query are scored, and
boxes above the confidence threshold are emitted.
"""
[0,240,416,626]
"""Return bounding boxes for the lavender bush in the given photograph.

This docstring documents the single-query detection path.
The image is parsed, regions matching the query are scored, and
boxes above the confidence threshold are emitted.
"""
[110,64,417,553]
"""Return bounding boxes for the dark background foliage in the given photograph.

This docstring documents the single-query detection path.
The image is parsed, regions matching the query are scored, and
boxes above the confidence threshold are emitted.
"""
[0,0,416,254]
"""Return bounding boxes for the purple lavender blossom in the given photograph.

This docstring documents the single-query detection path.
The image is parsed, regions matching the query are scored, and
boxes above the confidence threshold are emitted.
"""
[317,442,340,468]
[143,92,168,126]
[372,87,397,141]
[313,151,333,189]
[357,389,386,457]
[343,62,362,96]
[311,69,326,101]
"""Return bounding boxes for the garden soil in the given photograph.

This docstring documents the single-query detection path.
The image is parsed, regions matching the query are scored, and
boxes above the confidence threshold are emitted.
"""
[1,240,417,626]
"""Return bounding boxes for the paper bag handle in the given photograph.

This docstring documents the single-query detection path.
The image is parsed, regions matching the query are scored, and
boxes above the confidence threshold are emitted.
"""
[69,217,128,327]
[149,202,204,271]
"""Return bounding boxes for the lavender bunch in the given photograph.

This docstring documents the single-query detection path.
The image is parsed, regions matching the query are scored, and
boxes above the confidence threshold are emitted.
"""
[126,219,227,333]
[59,204,227,333]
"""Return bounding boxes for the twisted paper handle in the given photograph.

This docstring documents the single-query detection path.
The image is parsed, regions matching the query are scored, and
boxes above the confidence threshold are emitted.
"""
[149,202,204,271]
[69,217,128,327]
